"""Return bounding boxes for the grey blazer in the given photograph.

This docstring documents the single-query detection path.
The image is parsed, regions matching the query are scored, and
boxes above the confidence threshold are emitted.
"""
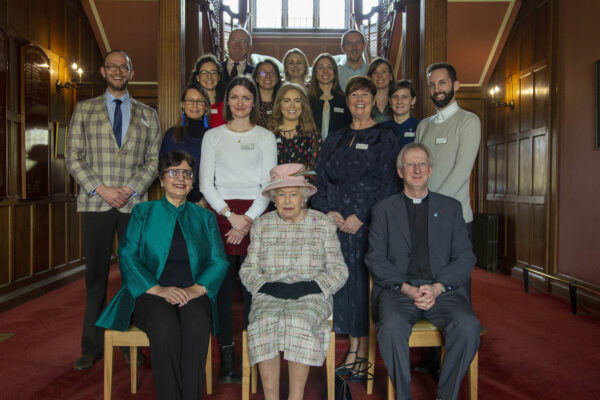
[66,93,162,213]
[365,192,475,315]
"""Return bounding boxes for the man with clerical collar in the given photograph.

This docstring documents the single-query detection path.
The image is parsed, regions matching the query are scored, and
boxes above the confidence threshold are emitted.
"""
[222,28,254,83]
[338,29,370,90]
[416,62,481,239]
[366,143,480,400]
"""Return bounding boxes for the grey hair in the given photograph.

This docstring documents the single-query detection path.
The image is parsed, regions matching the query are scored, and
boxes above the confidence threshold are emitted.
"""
[268,186,313,202]
[396,143,433,169]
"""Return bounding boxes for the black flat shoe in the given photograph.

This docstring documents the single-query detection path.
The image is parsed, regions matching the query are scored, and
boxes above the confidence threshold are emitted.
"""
[336,350,358,376]
[73,354,101,370]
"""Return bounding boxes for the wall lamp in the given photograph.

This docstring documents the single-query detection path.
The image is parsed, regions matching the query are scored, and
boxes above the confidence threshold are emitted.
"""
[489,86,515,110]
[56,63,83,93]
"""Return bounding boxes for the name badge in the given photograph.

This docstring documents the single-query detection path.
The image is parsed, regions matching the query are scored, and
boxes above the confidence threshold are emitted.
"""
[333,107,345,113]
[241,143,255,150]
[211,108,218,114]
[276,137,282,143]
[355,143,369,150]
[436,138,448,144]
[267,110,272,115]
[404,131,415,137]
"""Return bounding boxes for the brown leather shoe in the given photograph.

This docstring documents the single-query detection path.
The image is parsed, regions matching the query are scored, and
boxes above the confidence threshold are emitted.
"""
[73,354,101,370]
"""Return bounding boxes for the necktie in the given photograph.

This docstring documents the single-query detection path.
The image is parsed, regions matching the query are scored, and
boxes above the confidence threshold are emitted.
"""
[113,99,122,147]
[230,62,239,79]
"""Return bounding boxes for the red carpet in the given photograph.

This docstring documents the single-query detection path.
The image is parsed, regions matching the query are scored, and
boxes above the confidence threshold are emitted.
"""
[1,266,599,399]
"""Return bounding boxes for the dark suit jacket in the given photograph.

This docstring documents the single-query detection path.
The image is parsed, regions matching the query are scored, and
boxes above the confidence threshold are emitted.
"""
[309,91,352,136]
[221,59,254,83]
[365,192,475,317]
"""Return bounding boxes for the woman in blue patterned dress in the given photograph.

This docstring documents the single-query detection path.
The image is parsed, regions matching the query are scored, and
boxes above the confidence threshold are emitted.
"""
[312,76,401,381]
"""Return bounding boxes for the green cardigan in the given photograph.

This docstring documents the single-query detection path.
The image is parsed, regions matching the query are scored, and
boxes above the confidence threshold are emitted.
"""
[96,197,229,334]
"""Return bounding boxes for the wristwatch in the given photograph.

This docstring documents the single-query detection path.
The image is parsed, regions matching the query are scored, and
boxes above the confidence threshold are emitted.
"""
[223,210,232,218]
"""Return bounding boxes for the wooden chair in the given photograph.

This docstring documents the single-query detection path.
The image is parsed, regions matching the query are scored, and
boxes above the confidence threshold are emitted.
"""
[367,275,485,399]
[104,326,212,400]
[385,320,486,400]
[242,319,336,400]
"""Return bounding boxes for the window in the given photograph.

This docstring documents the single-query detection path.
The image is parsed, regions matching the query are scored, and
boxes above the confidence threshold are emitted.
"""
[251,0,350,30]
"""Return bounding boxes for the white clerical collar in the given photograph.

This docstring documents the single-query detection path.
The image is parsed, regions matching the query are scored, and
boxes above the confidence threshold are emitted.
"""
[433,101,459,124]
[404,191,428,204]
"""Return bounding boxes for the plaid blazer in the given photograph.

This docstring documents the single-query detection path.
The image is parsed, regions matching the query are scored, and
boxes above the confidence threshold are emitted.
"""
[66,93,162,213]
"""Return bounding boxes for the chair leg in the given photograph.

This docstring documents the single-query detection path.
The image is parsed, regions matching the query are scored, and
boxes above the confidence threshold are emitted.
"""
[326,330,335,400]
[130,346,138,393]
[104,331,114,400]
[468,351,478,400]
[251,363,257,393]
[387,375,395,400]
[367,317,377,394]
[206,335,212,395]
[242,331,250,400]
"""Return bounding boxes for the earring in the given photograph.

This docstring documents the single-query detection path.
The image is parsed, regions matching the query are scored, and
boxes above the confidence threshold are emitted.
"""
[181,111,187,125]
[203,114,209,128]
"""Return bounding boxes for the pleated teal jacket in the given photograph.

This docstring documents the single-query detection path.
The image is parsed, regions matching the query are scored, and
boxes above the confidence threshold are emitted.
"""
[96,197,229,334]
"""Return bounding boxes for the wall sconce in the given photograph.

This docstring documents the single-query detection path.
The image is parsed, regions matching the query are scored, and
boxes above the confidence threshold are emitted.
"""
[56,63,83,93]
[489,86,515,110]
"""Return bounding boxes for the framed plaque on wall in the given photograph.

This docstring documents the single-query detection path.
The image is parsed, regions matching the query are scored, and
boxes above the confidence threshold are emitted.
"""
[20,44,50,199]
[0,29,7,198]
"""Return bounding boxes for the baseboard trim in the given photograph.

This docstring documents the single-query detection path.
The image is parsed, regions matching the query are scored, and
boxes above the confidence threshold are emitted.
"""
[0,265,86,312]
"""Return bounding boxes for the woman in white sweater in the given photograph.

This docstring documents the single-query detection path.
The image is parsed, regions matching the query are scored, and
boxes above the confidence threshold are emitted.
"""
[200,75,277,383]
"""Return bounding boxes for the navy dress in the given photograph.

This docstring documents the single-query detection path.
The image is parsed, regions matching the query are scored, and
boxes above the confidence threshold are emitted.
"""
[380,116,420,150]
[312,124,401,337]
[159,118,207,203]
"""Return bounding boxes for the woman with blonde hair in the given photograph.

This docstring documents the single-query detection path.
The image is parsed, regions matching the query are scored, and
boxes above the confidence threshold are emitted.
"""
[268,83,322,169]
[282,48,309,86]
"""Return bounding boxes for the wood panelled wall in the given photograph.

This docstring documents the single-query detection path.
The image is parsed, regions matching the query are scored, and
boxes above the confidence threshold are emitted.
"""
[0,0,104,311]
[484,0,551,275]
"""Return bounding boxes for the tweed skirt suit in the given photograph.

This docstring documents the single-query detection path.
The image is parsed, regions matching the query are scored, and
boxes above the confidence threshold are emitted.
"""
[240,209,348,366]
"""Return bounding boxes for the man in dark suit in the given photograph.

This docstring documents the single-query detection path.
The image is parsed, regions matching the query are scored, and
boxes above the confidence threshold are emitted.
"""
[66,50,162,370]
[365,143,480,400]
[221,28,254,83]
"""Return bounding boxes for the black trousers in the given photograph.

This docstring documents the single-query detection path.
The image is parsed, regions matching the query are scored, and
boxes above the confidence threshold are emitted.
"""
[80,209,130,356]
[132,293,212,400]
[376,290,480,400]
[216,254,252,346]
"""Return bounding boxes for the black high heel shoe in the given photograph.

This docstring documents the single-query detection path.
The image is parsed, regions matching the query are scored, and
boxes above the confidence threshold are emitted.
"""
[349,357,374,383]
[335,350,358,376]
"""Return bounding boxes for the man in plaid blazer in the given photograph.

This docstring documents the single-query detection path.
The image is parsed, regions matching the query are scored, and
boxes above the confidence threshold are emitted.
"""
[66,50,161,370]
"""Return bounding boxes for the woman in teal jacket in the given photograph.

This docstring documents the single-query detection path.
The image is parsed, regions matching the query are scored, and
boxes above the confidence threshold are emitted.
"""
[97,150,228,400]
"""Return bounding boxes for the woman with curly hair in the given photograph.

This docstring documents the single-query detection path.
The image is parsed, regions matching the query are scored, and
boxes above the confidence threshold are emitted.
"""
[190,54,227,127]
[252,59,282,128]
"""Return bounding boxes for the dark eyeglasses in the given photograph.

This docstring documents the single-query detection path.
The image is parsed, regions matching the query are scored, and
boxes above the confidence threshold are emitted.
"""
[258,71,277,78]
[104,64,131,73]
[184,99,207,107]
[199,70,219,77]
[165,169,193,180]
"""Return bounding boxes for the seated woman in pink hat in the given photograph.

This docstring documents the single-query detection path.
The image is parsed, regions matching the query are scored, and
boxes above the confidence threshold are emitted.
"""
[239,163,348,400]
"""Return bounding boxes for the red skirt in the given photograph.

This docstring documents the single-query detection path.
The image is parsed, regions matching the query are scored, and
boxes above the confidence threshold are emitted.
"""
[210,199,253,256]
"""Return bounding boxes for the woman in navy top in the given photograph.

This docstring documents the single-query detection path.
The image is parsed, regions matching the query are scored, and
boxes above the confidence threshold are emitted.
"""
[160,83,210,204]
[380,79,420,150]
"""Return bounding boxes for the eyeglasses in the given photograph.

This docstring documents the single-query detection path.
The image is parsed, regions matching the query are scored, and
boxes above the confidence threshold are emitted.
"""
[403,162,429,170]
[165,169,194,180]
[229,37,248,45]
[184,99,207,107]
[258,71,277,78]
[104,64,131,73]
[199,70,219,77]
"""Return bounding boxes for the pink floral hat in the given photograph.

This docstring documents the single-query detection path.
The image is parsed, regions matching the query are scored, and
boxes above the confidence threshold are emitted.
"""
[261,163,317,197]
